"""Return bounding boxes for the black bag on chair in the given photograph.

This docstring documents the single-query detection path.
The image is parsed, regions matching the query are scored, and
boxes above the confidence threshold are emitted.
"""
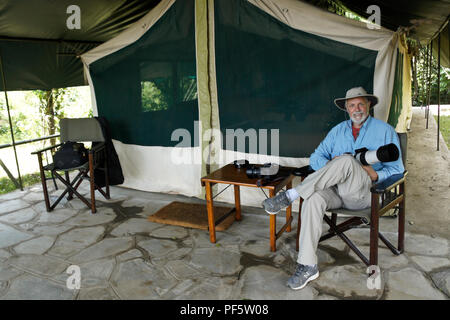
[53,141,88,169]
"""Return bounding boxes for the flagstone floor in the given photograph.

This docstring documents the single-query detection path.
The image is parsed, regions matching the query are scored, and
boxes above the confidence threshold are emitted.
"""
[0,182,447,300]
[0,109,448,300]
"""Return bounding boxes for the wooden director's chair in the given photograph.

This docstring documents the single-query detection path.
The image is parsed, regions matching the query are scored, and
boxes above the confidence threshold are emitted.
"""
[32,118,110,213]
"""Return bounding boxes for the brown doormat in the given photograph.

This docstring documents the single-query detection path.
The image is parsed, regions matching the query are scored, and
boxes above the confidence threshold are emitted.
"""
[147,201,236,231]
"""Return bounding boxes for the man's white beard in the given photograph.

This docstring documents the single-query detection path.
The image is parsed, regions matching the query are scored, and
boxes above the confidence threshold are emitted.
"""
[351,111,368,125]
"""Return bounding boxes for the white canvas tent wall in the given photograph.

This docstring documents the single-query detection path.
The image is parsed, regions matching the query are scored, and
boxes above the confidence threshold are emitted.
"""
[81,0,409,208]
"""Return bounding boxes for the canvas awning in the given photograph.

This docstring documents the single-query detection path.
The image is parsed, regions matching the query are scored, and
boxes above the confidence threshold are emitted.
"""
[0,0,159,91]
[0,0,448,91]
[325,0,449,43]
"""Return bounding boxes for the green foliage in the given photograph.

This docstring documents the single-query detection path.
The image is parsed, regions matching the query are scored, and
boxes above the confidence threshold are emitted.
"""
[412,45,450,106]
[35,88,68,137]
[0,87,91,145]
[0,100,32,144]
[435,115,450,148]
[141,74,197,113]
[0,172,51,195]
[141,80,170,112]
[180,77,197,101]
[305,0,365,21]
[0,99,10,139]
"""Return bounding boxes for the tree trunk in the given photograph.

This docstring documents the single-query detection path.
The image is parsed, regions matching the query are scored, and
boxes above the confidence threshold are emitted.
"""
[43,90,56,145]
[412,55,419,104]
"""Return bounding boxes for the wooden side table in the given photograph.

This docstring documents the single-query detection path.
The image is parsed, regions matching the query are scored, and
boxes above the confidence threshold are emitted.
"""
[201,163,295,252]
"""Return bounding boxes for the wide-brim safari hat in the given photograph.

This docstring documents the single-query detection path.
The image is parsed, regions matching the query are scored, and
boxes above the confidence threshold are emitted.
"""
[334,87,379,111]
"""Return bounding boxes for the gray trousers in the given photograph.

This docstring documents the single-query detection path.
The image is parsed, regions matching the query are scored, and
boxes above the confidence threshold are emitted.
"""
[294,155,372,266]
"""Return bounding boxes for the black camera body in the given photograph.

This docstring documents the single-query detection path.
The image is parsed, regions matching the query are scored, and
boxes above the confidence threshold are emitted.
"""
[233,159,249,169]
[246,163,278,179]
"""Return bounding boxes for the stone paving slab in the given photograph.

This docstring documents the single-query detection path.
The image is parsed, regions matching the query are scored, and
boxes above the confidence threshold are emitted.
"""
[0,274,75,300]
[238,265,318,300]
[76,258,116,288]
[110,258,178,299]
[171,276,239,300]
[385,268,447,300]
[64,208,117,227]
[431,269,450,297]
[78,286,120,300]
[410,256,450,273]
[6,254,71,279]
[110,218,161,237]
[35,207,80,225]
[47,226,105,258]
[0,199,30,214]
[13,235,56,255]
[70,237,134,264]
[0,207,38,224]
[0,223,34,249]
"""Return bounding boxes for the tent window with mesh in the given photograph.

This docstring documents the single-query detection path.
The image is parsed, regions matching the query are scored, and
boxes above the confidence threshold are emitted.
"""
[89,0,198,147]
[214,0,378,157]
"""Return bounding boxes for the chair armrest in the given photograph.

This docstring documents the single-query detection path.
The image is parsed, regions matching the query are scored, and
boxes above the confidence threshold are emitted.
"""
[31,143,63,155]
[90,142,105,154]
[370,171,407,194]
[292,165,315,177]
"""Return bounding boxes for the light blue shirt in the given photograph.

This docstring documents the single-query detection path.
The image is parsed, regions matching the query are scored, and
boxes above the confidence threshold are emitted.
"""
[309,116,404,184]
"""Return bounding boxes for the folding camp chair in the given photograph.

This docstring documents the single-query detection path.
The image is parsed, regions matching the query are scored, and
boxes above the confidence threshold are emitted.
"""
[32,118,110,213]
[293,133,407,267]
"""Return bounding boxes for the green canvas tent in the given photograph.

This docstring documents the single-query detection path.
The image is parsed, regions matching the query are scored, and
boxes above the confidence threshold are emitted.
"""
[81,0,415,207]
[0,0,448,91]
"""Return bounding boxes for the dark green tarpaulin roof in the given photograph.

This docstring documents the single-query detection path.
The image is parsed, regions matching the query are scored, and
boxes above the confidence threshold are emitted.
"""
[0,0,448,91]
[0,0,159,91]
[333,0,449,42]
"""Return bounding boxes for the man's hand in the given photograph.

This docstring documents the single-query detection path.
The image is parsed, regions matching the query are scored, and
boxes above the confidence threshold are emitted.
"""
[362,165,378,181]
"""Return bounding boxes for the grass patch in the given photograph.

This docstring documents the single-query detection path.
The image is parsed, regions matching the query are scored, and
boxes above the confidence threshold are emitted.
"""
[435,115,450,149]
[0,172,51,195]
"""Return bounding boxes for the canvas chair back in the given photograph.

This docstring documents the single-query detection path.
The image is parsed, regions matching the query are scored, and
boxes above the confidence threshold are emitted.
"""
[60,118,104,143]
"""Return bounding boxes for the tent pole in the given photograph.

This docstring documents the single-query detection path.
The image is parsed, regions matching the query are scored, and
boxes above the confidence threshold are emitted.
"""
[424,44,429,117]
[437,33,441,151]
[0,53,23,190]
[426,41,433,129]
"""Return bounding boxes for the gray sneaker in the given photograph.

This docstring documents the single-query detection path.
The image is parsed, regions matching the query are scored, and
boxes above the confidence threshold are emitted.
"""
[262,191,291,215]
[287,264,319,290]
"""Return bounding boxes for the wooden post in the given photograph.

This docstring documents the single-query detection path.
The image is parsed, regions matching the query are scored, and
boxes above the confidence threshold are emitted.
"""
[37,153,51,212]
[398,181,405,252]
[269,189,276,252]
[286,181,292,232]
[105,155,110,199]
[205,181,216,243]
[89,153,96,213]
[234,185,241,221]
[296,177,305,252]
[65,171,73,200]
[424,43,429,118]
[369,193,380,267]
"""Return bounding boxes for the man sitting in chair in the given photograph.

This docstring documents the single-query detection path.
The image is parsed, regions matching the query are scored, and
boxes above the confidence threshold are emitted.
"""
[262,87,404,290]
